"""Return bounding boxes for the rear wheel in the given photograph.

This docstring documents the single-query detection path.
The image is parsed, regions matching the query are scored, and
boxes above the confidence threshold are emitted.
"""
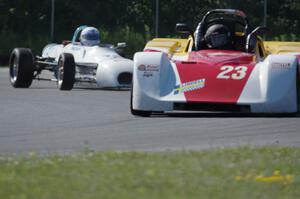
[130,83,151,117]
[57,53,75,90]
[9,48,35,88]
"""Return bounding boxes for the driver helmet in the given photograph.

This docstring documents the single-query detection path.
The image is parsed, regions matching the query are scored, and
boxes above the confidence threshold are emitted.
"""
[204,24,231,49]
[80,27,100,46]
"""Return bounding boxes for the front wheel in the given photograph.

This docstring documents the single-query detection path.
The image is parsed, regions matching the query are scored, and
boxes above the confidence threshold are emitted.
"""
[57,53,75,90]
[9,48,35,88]
[130,84,151,117]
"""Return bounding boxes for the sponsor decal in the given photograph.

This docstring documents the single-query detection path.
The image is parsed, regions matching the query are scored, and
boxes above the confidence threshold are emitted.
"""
[271,63,291,70]
[102,54,119,59]
[138,64,146,71]
[143,72,153,77]
[174,79,205,95]
[138,64,159,72]
[138,64,159,77]
[71,46,82,51]
[113,58,125,62]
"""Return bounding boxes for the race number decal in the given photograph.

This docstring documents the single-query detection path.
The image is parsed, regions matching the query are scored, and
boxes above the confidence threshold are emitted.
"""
[217,65,247,80]
[216,66,233,79]
[232,66,248,80]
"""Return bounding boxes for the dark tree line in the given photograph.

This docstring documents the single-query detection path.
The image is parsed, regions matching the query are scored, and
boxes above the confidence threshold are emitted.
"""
[0,0,299,60]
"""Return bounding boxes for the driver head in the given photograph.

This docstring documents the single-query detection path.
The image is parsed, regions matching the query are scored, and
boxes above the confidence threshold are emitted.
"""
[204,24,231,49]
[80,27,100,46]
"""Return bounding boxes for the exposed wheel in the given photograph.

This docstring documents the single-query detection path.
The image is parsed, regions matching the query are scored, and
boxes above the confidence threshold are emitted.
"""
[130,83,151,117]
[57,53,75,90]
[9,48,35,88]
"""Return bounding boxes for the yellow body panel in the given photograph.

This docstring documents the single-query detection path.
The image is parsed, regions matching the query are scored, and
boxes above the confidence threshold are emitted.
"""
[264,41,300,54]
[145,38,191,57]
[144,38,300,59]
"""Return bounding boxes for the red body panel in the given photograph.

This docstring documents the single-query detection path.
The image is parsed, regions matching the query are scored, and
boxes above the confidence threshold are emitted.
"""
[175,50,256,103]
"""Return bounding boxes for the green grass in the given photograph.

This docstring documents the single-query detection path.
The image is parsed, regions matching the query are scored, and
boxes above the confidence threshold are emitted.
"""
[0,147,299,199]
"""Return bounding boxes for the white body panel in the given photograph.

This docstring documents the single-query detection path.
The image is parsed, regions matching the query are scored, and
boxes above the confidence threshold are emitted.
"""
[132,52,299,113]
[42,43,133,88]
[133,52,174,111]
[238,54,298,113]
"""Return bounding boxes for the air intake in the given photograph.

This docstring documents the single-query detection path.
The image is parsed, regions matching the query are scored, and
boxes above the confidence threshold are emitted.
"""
[118,72,132,85]
[174,103,250,112]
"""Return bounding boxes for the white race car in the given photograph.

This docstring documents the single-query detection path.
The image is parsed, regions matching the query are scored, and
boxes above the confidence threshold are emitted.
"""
[9,25,133,90]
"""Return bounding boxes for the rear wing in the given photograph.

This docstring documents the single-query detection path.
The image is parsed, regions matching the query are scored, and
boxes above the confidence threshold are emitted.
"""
[264,41,300,54]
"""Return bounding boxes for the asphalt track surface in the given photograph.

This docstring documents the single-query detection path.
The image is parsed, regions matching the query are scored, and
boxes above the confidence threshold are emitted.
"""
[0,67,300,154]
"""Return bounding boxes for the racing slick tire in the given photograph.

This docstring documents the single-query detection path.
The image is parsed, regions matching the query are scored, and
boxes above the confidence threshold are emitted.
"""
[130,84,152,117]
[9,48,35,88]
[57,53,75,90]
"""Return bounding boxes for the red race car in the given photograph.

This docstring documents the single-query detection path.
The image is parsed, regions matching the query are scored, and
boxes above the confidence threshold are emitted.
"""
[131,9,300,116]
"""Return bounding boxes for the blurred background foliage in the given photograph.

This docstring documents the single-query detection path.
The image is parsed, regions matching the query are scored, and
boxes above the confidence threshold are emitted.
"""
[0,0,299,62]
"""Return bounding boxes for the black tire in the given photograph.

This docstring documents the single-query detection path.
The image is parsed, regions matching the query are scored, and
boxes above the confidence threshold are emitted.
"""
[57,53,75,90]
[9,48,35,88]
[130,83,152,117]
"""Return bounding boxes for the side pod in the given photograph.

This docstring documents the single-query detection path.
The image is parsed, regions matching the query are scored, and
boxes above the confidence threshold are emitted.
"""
[239,54,298,113]
[132,52,175,112]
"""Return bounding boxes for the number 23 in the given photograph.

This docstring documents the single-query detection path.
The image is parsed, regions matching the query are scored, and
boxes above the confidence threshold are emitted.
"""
[217,65,248,80]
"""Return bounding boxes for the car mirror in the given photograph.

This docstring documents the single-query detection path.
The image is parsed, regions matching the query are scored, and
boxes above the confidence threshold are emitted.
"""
[116,42,127,48]
[250,26,268,37]
[176,23,193,35]
[246,26,268,53]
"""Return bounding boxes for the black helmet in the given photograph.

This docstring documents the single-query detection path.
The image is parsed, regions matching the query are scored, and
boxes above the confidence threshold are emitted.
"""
[204,24,231,49]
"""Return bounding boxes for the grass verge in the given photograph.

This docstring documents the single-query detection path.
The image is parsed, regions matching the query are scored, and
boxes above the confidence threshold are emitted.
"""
[0,147,299,199]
